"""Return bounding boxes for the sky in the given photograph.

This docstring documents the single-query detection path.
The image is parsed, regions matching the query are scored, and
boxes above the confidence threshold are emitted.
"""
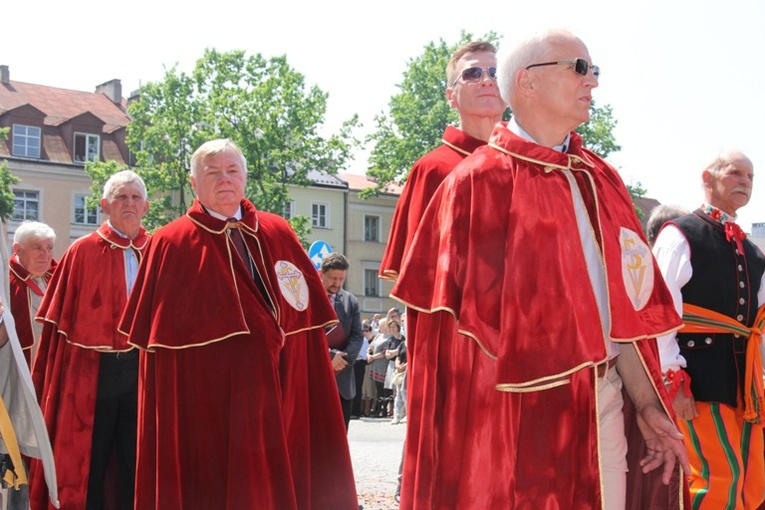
[4,0,765,229]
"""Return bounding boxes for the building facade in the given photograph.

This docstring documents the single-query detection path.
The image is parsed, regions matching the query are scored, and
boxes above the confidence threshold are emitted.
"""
[338,172,401,317]
[0,65,129,256]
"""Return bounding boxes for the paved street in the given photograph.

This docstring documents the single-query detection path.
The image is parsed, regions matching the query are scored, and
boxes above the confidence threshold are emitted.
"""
[348,416,406,510]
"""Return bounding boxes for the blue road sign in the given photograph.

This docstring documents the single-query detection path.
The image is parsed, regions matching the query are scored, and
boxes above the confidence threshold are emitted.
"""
[308,240,333,270]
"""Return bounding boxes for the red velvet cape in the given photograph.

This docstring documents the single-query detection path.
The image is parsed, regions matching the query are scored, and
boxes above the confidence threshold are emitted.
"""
[29,223,148,510]
[379,127,510,508]
[392,125,686,509]
[119,198,357,510]
[380,125,486,281]
[9,254,56,365]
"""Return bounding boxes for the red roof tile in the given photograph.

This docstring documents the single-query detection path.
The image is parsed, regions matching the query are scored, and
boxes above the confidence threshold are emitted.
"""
[0,80,130,133]
[338,172,403,195]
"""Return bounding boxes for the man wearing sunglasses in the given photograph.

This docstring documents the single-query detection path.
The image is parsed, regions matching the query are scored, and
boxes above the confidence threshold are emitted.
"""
[379,40,505,506]
[391,29,689,509]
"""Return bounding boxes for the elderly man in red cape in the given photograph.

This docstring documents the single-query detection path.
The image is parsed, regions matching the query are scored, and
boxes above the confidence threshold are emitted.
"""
[30,170,150,510]
[391,29,690,509]
[379,40,506,504]
[9,221,57,367]
[118,139,357,509]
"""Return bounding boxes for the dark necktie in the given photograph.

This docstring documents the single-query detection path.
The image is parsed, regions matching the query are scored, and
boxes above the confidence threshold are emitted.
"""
[329,293,341,315]
[227,218,273,312]
[227,218,252,275]
[725,221,747,254]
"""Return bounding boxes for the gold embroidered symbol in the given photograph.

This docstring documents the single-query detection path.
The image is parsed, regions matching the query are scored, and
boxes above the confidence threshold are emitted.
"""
[275,260,308,311]
[620,228,654,311]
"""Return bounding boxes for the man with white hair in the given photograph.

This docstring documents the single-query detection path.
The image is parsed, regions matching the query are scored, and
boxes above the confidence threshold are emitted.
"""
[9,221,57,367]
[119,139,357,509]
[391,29,689,509]
[653,150,765,509]
[30,170,149,510]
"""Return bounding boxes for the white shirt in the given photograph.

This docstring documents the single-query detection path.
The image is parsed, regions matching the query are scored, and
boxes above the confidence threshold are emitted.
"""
[108,220,139,296]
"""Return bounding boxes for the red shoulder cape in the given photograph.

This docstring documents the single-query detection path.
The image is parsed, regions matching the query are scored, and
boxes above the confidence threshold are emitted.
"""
[37,223,148,351]
[393,126,682,386]
[380,125,485,281]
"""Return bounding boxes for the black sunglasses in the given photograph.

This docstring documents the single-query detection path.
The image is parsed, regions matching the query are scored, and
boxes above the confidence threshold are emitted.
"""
[525,58,600,79]
[452,66,498,86]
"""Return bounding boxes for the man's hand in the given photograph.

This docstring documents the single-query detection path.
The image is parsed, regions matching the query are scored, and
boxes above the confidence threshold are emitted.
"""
[331,351,348,372]
[671,391,698,422]
[636,404,691,484]
[0,299,7,348]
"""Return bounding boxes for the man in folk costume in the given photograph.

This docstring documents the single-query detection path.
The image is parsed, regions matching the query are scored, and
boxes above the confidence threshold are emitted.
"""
[9,221,57,367]
[30,170,150,510]
[119,139,357,509]
[654,149,765,509]
[391,29,690,509]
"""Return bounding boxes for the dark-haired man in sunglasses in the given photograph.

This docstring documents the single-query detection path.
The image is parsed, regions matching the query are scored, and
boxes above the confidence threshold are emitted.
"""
[379,40,505,506]
[390,29,689,509]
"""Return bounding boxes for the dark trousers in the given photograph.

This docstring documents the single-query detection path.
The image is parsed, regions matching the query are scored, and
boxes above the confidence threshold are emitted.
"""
[374,381,393,416]
[86,352,138,510]
[339,395,353,431]
[351,359,367,417]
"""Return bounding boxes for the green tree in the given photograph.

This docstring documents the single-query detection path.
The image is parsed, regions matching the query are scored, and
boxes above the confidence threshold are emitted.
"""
[575,101,620,159]
[364,33,496,196]
[83,160,127,219]
[0,128,20,222]
[626,181,648,220]
[365,35,624,195]
[126,49,360,232]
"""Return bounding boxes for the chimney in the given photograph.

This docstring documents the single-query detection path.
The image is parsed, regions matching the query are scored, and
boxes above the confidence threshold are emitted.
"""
[0,65,9,84]
[95,78,122,105]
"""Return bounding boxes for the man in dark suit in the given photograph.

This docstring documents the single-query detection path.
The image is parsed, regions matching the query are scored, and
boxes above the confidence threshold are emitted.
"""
[321,253,363,431]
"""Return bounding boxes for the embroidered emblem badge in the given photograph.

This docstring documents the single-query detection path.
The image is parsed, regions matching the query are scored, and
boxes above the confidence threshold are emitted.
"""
[275,260,308,311]
[620,227,653,311]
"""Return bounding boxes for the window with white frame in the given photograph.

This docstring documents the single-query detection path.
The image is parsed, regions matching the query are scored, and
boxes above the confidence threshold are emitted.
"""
[364,215,380,242]
[364,268,381,297]
[73,194,99,225]
[12,125,41,158]
[311,201,329,228]
[12,190,39,221]
[282,200,295,220]
[73,133,100,163]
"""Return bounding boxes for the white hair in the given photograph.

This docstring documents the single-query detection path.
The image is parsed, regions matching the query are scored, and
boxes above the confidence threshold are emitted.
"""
[497,28,580,106]
[102,170,147,200]
[705,148,751,175]
[190,139,247,179]
[14,220,56,245]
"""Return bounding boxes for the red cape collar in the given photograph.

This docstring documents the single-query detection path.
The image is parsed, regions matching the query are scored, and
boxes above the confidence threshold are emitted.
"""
[9,254,55,296]
[96,222,149,251]
[488,123,597,171]
[186,198,260,237]
[441,125,487,156]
